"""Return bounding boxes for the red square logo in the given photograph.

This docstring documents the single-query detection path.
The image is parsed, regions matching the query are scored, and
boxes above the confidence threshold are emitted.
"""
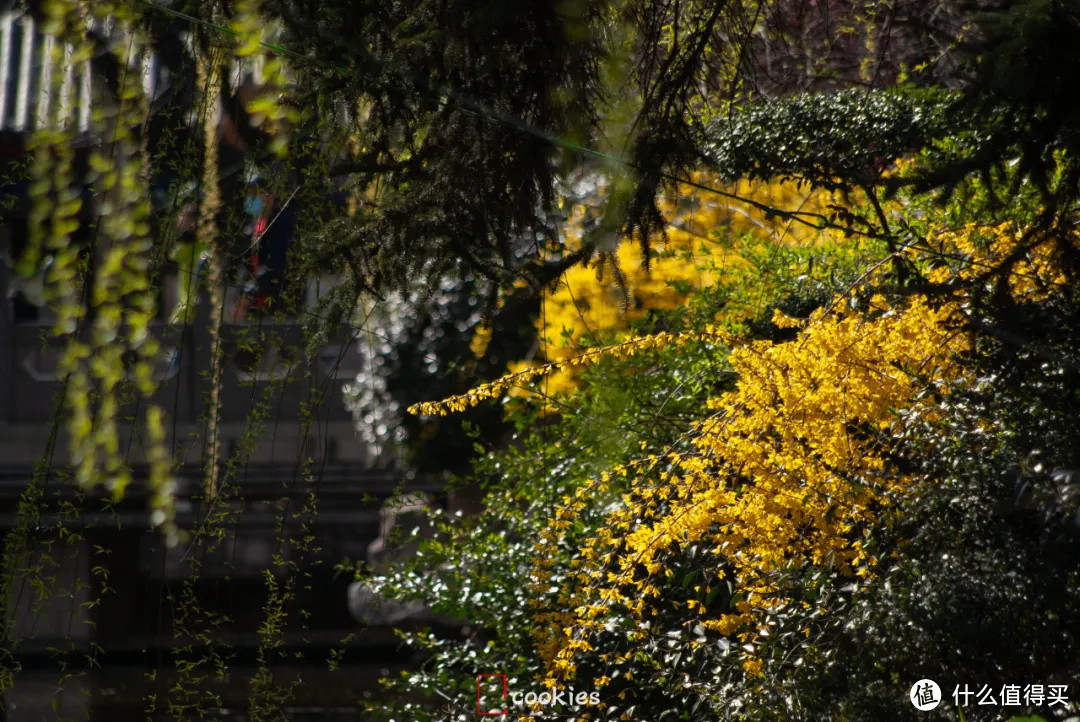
[476,673,507,716]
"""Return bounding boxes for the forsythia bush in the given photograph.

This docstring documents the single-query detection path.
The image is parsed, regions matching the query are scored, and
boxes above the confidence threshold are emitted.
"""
[530,221,1070,704]
[399,210,1075,721]
[535,293,968,686]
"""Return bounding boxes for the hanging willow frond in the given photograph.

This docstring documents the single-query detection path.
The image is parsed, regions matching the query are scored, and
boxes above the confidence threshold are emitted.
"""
[26,0,180,543]
[197,47,225,501]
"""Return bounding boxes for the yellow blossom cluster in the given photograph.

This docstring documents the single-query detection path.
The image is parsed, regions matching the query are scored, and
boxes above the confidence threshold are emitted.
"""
[407,327,732,416]
[531,292,968,681]
[512,176,839,397]
[924,222,1070,297]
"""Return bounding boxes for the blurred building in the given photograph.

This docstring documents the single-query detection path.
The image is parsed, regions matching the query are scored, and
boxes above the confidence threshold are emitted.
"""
[0,9,445,720]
